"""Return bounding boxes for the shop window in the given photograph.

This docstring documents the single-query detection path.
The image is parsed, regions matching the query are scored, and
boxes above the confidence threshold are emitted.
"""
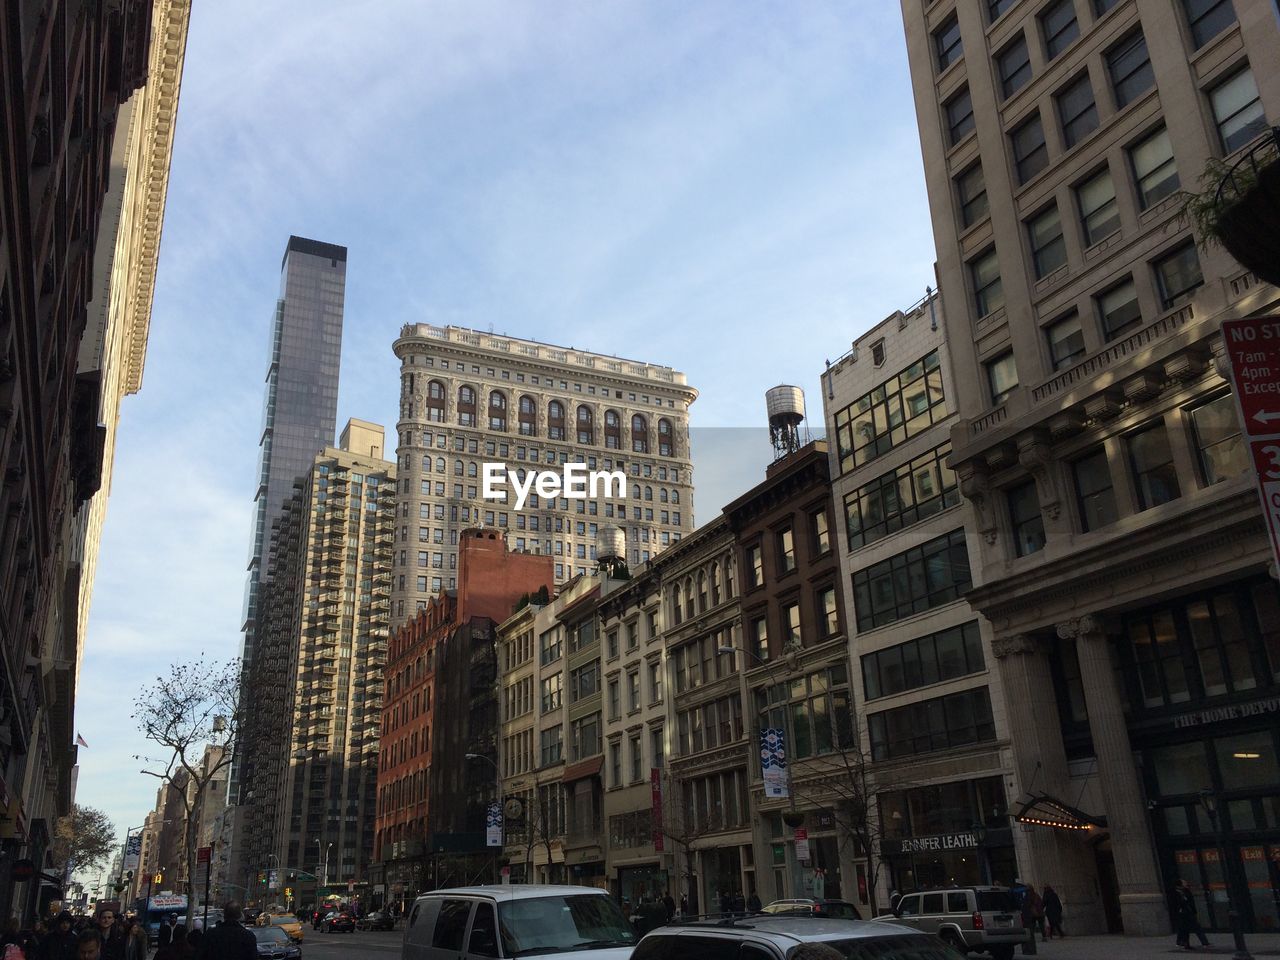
[1127,609,1191,708]
[1187,593,1256,697]
[1215,732,1279,791]
[1151,741,1212,796]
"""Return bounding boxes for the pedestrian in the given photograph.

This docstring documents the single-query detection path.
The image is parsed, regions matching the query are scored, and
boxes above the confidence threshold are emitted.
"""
[74,930,101,960]
[732,891,745,917]
[157,916,178,950]
[195,904,255,960]
[42,912,77,960]
[679,894,688,918]
[155,926,193,960]
[185,930,202,957]
[93,912,123,960]
[123,921,147,960]
[1025,886,1046,942]
[746,891,762,914]
[662,892,675,922]
[1042,886,1064,939]
[1172,879,1210,951]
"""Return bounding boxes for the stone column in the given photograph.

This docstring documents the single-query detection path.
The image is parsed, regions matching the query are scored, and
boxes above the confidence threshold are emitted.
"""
[1057,616,1167,935]
[991,634,1103,931]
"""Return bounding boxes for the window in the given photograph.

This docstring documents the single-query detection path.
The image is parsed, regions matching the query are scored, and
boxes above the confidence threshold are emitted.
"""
[541,673,563,713]
[1028,205,1067,277]
[868,687,996,760]
[756,666,852,758]
[570,662,599,702]
[1047,313,1086,370]
[783,603,802,647]
[540,726,563,766]
[956,163,989,228]
[986,352,1018,405]
[971,248,1003,318]
[1154,242,1203,308]
[458,386,477,426]
[629,734,643,782]
[609,742,622,786]
[1097,278,1141,340]
[632,415,650,453]
[751,616,769,661]
[935,15,963,70]
[548,400,566,440]
[1056,74,1098,149]
[812,510,830,554]
[861,621,985,700]
[627,671,640,712]
[469,907,499,959]
[818,587,839,637]
[871,340,886,365]
[1190,394,1249,485]
[1210,66,1267,153]
[1182,0,1237,49]
[1008,481,1046,556]
[1107,32,1153,109]
[843,442,959,549]
[989,0,1018,21]
[945,88,975,146]
[648,660,663,703]
[997,34,1032,98]
[1012,113,1049,183]
[604,409,621,449]
[831,350,948,473]
[851,529,972,631]
[1127,610,1191,708]
[1094,0,1122,13]
[1041,0,1079,60]
[577,405,594,445]
[658,418,674,456]
[433,901,471,951]
[745,545,763,588]
[1078,168,1119,246]
[607,678,620,720]
[777,528,795,573]
[1129,126,1180,209]
[1128,422,1182,510]
[570,713,601,760]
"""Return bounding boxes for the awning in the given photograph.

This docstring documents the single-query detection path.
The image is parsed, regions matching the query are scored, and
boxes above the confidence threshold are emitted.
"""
[1015,793,1106,832]
[561,756,603,784]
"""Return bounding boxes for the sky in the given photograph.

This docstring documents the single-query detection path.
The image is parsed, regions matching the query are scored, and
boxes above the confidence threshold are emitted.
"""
[74,0,937,859]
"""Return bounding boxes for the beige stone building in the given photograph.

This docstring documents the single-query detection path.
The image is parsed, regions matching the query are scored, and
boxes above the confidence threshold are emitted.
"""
[391,325,697,629]
[902,0,1280,934]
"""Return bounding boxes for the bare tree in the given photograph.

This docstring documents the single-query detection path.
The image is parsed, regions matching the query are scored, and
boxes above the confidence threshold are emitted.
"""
[132,657,241,904]
[52,804,117,883]
[655,770,722,915]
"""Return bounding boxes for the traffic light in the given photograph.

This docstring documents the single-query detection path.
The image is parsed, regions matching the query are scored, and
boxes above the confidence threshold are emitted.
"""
[153,871,164,885]
[257,871,267,884]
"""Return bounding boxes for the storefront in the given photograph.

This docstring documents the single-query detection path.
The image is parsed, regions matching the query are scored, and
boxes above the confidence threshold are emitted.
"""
[617,863,669,904]
[878,776,1016,894]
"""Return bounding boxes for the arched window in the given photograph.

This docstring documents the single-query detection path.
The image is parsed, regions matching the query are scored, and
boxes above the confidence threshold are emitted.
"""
[659,418,674,456]
[458,386,477,426]
[697,572,707,612]
[436,457,445,473]
[548,401,566,440]
[519,395,537,437]
[632,484,642,500]
[604,410,621,449]
[710,565,721,606]
[489,391,507,431]
[577,405,594,445]
[454,460,464,477]
[684,577,696,619]
[660,488,668,503]
[632,415,649,453]
[644,486,653,501]
[672,490,680,505]
[425,380,446,423]
[671,585,683,626]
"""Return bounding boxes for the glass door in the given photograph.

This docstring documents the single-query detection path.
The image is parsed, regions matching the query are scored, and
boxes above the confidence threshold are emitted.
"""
[1240,846,1280,933]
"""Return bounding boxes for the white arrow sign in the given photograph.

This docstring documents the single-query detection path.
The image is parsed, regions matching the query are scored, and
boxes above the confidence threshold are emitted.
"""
[1255,411,1280,426]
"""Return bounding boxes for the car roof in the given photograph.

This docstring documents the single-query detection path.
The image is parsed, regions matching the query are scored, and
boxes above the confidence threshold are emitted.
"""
[904,886,1010,894]
[650,917,921,942]
[413,885,607,902]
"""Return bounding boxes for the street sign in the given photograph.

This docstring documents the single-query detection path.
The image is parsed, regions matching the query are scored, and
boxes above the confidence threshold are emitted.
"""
[1222,315,1280,573]
[793,828,810,862]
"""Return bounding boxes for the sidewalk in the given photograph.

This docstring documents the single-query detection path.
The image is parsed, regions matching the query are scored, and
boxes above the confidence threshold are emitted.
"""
[1003,933,1280,958]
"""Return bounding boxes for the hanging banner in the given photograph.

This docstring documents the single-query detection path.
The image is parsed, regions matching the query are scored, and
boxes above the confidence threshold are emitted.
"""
[650,769,664,852]
[794,828,810,862]
[123,833,142,872]
[760,728,789,798]
[486,800,504,847]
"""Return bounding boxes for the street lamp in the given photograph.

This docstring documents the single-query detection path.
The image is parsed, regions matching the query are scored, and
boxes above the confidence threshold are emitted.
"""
[1199,789,1252,960]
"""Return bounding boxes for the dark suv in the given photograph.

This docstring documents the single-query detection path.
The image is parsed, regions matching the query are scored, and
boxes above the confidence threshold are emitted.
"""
[633,915,957,960]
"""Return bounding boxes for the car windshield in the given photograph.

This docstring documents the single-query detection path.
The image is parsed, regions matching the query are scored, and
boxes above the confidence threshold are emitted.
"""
[253,927,290,943]
[798,936,956,960]
[270,916,296,925]
[498,895,636,956]
[976,892,1019,912]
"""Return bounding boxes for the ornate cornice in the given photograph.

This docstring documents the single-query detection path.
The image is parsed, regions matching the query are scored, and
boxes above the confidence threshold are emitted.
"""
[990,634,1038,659]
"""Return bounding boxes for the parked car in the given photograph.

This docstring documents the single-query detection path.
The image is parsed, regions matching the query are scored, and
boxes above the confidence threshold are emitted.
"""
[761,899,862,920]
[632,915,952,960]
[324,912,356,933]
[402,885,636,960]
[889,887,1025,960]
[257,913,305,943]
[358,910,396,931]
[252,925,302,959]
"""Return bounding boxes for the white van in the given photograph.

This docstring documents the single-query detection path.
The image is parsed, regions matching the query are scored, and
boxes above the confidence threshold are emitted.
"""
[402,885,637,960]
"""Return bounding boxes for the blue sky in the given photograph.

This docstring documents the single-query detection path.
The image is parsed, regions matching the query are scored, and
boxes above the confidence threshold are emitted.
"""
[76,0,936,854]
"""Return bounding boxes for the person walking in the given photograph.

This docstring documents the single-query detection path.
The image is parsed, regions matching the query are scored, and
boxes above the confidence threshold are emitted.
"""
[94,911,124,960]
[157,916,177,950]
[746,891,762,914]
[154,926,193,960]
[74,930,102,960]
[123,921,148,960]
[662,892,675,923]
[1042,886,1064,939]
[1026,886,1046,943]
[195,904,254,960]
[1172,879,1210,951]
[41,913,77,960]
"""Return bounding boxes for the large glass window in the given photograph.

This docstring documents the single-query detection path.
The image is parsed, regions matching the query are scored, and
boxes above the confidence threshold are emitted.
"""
[997,34,1032,98]
[1210,66,1267,154]
[1107,32,1153,109]
[1154,242,1203,309]
[1008,481,1046,557]
[1129,126,1180,209]
[1047,313,1086,370]
[755,665,853,759]
[1041,0,1079,60]
[1250,581,1280,683]
[956,163,989,228]
[1182,0,1237,50]
[868,687,996,761]
[971,249,1004,318]
[1127,609,1191,708]
[862,621,985,701]
[1077,168,1119,246]
[777,528,796,573]
[541,673,563,713]
[1190,394,1248,485]
[1028,205,1067,278]
[1128,421,1182,510]
[1216,732,1278,790]
[851,529,972,631]
[1187,593,1256,697]
[832,350,948,473]
[843,443,959,549]
[1056,74,1098,149]
[946,87,975,146]
[989,0,1018,21]
[1073,449,1118,531]
[987,352,1018,405]
[1097,277,1142,339]
[935,15,963,70]
[1012,114,1049,183]
[1151,741,1211,796]
[540,725,563,766]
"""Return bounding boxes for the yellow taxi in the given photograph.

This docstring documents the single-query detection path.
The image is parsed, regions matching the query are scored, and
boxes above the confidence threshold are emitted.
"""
[257,913,305,943]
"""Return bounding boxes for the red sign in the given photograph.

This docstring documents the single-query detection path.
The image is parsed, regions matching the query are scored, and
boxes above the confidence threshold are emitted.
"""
[650,769,664,853]
[1175,850,1198,865]
[1222,316,1280,575]
[196,846,212,864]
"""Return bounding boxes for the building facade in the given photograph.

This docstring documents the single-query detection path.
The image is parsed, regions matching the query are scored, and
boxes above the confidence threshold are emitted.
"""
[901,0,1280,934]
[390,324,697,629]
[822,292,1018,914]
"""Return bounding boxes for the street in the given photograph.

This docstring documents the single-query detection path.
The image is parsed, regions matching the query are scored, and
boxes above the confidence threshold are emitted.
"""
[301,929,402,958]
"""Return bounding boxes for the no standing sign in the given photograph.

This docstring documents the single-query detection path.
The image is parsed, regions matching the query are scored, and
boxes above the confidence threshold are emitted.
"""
[1221,315,1280,573]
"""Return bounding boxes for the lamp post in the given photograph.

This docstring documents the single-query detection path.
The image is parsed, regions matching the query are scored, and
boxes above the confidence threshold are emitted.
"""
[970,821,989,886]
[1199,789,1252,960]
[466,753,501,883]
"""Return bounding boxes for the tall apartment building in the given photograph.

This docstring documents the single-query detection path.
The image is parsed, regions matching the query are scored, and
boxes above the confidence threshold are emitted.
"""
[390,325,697,629]
[822,292,1016,913]
[0,0,152,923]
[902,0,1280,934]
[231,235,347,886]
